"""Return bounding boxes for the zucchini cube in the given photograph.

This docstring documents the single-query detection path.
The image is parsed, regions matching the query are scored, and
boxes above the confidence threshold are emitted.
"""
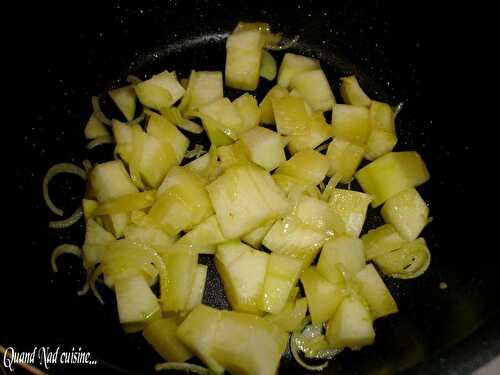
[143,317,193,362]
[277,52,320,88]
[108,85,136,121]
[361,224,405,260]
[176,215,226,255]
[115,274,161,324]
[275,149,329,186]
[240,126,286,171]
[259,85,289,124]
[287,112,332,154]
[339,75,371,107]
[290,69,335,112]
[318,236,365,281]
[146,112,189,164]
[326,137,365,183]
[332,104,371,145]
[328,189,372,238]
[272,95,310,135]
[365,101,397,160]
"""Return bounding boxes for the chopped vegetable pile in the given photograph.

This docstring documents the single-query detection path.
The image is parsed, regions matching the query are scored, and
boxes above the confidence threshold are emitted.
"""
[45,22,431,375]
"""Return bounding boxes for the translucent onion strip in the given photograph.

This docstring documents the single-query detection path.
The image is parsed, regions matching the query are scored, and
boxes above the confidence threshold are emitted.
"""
[86,135,114,150]
[185,144,206,159]
[155,362,209,374]
[51,244,82,273]
[49,207,84,229]
[90,264,105,305]
[161,107,203,134]
[43,163,87,216]
[127,75,142,85]
[82,159,93,173]
[126,112,146,125]
[77,272,90,296]
[91,96,112,126]
[321,173,342,201]
[266,35,300,51]
[291,332,329,372]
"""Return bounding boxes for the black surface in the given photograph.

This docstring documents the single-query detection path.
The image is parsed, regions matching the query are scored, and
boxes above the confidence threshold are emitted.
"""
[5,1,497,375]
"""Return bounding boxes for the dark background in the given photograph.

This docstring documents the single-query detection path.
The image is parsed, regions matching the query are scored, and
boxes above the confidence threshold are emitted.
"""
[3,0,497,374]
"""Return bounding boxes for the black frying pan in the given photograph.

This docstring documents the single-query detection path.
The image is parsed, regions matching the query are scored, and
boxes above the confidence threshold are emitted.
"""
[6,1,498,374]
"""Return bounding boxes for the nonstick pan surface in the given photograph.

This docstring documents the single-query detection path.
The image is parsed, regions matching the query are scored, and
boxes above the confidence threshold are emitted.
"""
[5,1,498,374]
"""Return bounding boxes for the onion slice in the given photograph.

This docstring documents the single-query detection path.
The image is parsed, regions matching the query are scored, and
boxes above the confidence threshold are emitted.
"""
[86,135,114,150]
[155,362,210,374]
[82,159,93,173]
[162,107,203,134]
[49,207,83,229]
[90,264,105,305]
[126,112,146,125]
[291,332,329,372]
[43,163,87,217]
[185,144,206,159]
[266,34,300,51]
[91,96,112,126]
[126,75,142,85]
[51,244,82,273]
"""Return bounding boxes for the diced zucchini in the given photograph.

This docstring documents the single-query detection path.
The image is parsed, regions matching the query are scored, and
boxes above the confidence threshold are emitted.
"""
[326,293,375,349]
[149,167,213,236]
[328,189,372,237]
[339,75,371,107]
[143,317,193,362]
[82,218,115,267]
[287,112,332,155]
[326,138,365,183]
[207,164,289,238]
[213,310,288,375]
[225,29,264,90]
[160,246,198,312]
[176,215,226,254]
[102,239,159,288]
[259,253,303,314]
[300,266,345,324]
[277,53,320,88]
[123,224,175,253]
[260,50,277,81]
[177,305,225,375]
[217,140,250,171]
[115,274,161,324]
[185,264,208,312]
[318,237,365,281]
[109,85,136,121]
[180,71,224,115]
[381,188,429,241]
[135,71,185,110]
[241,220,274,249]
[355,151,430,207]
[198,97,243,140]
[275,149,329,186]
[290,69,335,112]
[84,113,109,139]
[332,104,371,144]
[264,297,308,332]
[146,112,189,164]
[361,224,405,260]
[272,95,310,135]
[185,145,219,183]
[373,238,431,279]
[111,120,133,163]
[233,93,260,132]
[354,264,398,319]
[82,198,98,220]
[216,241,269,313]
[90,160,138,237]
[272,174,321,200]
[94,190,156,216]
[295,195,344,235]
[259,85,288,124]
[365,101,397,160]
[262,217,326,266]
[240,126,286,171]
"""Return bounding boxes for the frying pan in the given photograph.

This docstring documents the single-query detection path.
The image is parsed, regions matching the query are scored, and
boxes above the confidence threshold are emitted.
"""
[5,0,498,374]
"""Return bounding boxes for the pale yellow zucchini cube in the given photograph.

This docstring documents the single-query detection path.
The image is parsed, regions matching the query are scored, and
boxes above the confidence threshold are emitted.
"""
[355,151,430,207]
[365,101,397,160]
[277,52,320,88]
[326,293,375,349]
[184,264,208,312]
[176,305,225,375]
[206,164,289,238]
[259,253,303,314]
[381,188,429,241]
[123,224,175,253]
[143,317,193,362]
[354,264,398,319]
[109,85,136,121]
[332,104,371,144]
[146,112,189,164]
[216,140,250,171]
[225,29,264,90]
[339,75,371,107]
[198,97,243,139]
[329,189,372,238]
[82,218,115,267]
[180,71,223,115]
[361,224,405,260]
[259,85,289,124]
[84,113,109,139]
[176,215,226,255]
[135,71,185,110]
[318,237,365,281]
[216,241,269,314]
[272,95,310,135]
[300,266,345,324]
[326,137,365,183]
[287,112,332,154]
[115,274,161,324]
[241,220,275,249]
[275,149,329,186]
[160,246,198,312]
[233,93,260,131]
[290,69,335,112]
[264,297,308,332]
[240,126,286,171]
